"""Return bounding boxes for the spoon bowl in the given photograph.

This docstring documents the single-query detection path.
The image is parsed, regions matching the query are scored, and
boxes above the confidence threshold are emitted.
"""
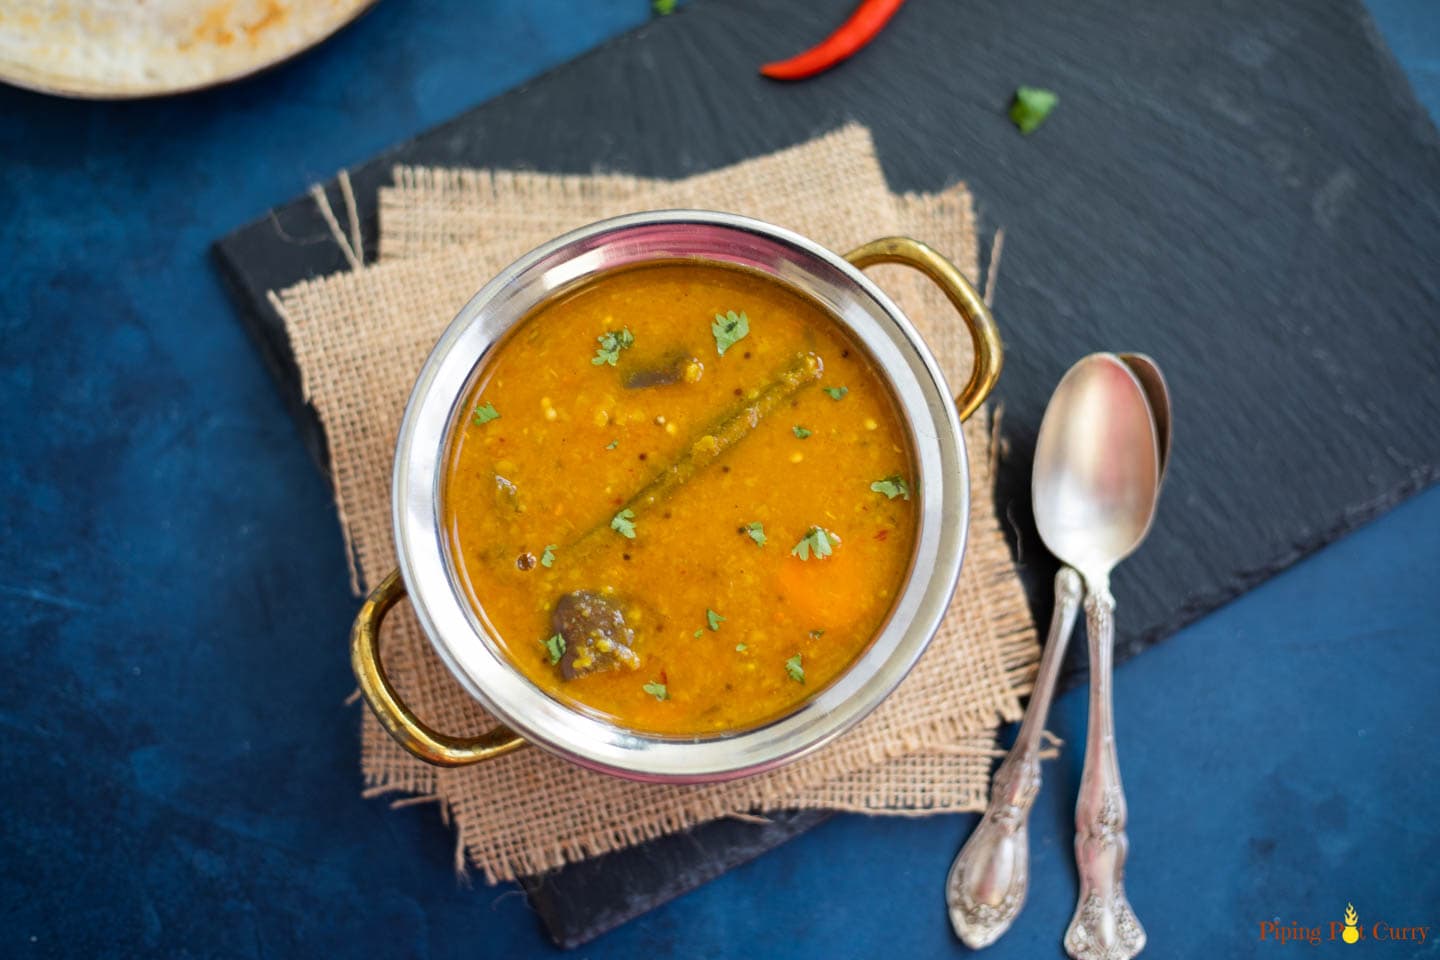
[1118,352,1171,479]
[1032,355,1160,585]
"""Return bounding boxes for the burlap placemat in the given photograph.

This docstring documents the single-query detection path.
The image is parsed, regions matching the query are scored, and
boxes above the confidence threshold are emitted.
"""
[272,125,1039,882]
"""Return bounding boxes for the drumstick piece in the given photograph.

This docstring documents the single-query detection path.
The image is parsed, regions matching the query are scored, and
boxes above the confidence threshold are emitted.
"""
[568,351,824,555]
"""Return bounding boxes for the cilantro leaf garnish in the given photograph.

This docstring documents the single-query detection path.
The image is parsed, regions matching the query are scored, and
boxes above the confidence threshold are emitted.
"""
[706,608,726,631]
[792,425,812,439]
[823,386,848,401]
[643,681,668,701]
[605,439,619,450]
[472,402,500,424]
[694,629,704,639]
[735,643,747,652]
[592,327,635,366]
[790,526,835,561]
[870,475,911,501]
[540,544,556,568]
[745,521,767,546]
[544,634,566,665]
[711,310,750,356]
[1010,86,1058,135]
[611,508,637,539]
[809,629,825,639]
[785,654,805,684]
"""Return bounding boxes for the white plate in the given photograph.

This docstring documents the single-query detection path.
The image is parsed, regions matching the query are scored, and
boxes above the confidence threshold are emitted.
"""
[0,0,379,99]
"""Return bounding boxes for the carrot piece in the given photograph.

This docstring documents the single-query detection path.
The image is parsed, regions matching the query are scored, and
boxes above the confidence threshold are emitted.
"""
[775,536,875,629]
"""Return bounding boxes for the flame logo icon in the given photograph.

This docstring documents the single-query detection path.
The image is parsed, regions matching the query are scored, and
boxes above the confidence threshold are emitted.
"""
[1343,903,1360,944]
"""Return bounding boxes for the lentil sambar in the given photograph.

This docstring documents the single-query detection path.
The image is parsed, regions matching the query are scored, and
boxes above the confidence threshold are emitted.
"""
[443,261,917,735]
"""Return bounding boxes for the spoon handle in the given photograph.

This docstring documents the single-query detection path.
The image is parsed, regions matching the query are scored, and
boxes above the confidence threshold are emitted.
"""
[947,567,1083,948]
[1064,586,1146,960]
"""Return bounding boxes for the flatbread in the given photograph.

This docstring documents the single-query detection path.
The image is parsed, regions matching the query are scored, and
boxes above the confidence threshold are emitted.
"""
[0,0,376,98]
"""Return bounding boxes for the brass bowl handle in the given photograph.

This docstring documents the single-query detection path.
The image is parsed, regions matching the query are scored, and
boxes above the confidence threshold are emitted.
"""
[845,237,1003,422]
[351,568,528,767]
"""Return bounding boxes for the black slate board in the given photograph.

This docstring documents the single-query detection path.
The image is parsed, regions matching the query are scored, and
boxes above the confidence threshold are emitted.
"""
[214,0,1440,948]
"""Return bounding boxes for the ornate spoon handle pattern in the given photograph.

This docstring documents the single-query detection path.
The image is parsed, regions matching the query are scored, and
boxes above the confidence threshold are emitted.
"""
[947,567,1084,948]
[1064,585,1145,960]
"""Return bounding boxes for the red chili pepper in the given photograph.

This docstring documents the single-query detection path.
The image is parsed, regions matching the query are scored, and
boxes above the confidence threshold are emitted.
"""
[759,0,906,81]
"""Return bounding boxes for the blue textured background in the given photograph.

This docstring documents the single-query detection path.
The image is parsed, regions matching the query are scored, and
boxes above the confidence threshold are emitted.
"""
[2,2,1437,957]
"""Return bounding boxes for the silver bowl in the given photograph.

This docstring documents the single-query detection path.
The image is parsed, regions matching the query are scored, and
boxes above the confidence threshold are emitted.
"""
[352,210,1002,783]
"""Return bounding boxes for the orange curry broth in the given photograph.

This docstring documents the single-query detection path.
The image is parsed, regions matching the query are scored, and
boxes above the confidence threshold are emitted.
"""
[442,262,916,735]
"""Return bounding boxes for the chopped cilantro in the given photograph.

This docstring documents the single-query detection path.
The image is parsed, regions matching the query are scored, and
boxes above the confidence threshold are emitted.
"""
[643,680,668,701]
[785,654,805,684]
[592,327,635,366]
[792,425,812,439]
[472,402,500,424]
[809,629,825,639]
[706,608,726,631]
[870,475,911,501]
[1010,86,1058,135]
[611,508,637,539]
[711,310,749,356]
[693,629,704,639]
[735,643,747,652]
[605,439,619,450]
[745,521,767,546]
[540,544,556,568]
[544,634,565,665]
[790,526,835,561]
[823,386,848,401]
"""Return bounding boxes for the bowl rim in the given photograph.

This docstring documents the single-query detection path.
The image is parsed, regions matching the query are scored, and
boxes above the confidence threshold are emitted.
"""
[391,210,969,783]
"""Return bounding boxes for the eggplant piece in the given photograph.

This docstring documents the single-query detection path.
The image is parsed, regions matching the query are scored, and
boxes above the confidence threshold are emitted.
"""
[623,354,703,389]
[552,591,641,680]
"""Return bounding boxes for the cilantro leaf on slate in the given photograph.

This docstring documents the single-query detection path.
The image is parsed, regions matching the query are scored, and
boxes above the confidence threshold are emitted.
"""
[1010,86,1058,135]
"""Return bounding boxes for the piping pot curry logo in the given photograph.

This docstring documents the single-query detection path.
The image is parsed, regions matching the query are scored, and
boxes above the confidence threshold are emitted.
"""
[1342,904,1361,944]
[1257,903,1431,946]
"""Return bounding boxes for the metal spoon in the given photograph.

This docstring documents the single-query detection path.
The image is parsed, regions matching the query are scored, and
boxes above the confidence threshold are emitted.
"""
[1035,354,1160,960]
[946,562,1085,947]
[946,355,1169,950]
